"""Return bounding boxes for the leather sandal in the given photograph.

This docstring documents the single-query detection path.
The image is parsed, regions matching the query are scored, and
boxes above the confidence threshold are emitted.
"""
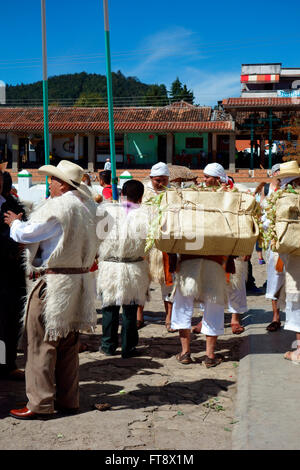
[191,322,202,334]
[166,323,177,333]
[266,321,281,332]
[204,355,223,368]
[175,352,192,364]
[231,324,245,335]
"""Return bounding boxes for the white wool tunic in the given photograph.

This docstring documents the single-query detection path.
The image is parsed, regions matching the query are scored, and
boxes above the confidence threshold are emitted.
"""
[23,190,99,340]
[96,202,150,307]
[176,258,227,305]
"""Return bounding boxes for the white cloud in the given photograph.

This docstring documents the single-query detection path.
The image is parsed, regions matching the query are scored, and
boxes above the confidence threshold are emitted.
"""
[125,27,201,79]
[179,68,241,106]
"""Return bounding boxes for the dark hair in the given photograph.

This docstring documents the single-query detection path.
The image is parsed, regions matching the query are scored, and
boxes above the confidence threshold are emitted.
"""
[2,171,12,197]
[98,170,111,185]
[121,179,144,203]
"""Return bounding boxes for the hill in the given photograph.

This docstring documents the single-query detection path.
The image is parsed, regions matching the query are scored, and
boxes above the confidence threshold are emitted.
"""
[5,71,194,107]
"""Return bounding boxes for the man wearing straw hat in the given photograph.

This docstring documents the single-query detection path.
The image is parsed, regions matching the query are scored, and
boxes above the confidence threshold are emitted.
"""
[4,160,99,419]
[276,161,300,363]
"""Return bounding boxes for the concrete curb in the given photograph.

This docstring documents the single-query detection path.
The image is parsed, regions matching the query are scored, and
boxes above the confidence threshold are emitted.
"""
[232,308,300,450]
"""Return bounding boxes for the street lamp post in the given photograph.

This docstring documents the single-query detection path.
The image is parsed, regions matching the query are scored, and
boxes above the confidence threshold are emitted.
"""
[103,0,118,201]
[41,0,50,196]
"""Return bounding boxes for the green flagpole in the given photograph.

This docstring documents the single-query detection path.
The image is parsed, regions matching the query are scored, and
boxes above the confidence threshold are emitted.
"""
[41,0,50,197]
[103,0,118,201]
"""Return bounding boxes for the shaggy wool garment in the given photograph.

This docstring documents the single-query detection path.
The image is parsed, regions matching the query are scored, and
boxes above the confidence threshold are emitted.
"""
[176,258,227,305]
[97,202,150,307]
[24,190,99,341]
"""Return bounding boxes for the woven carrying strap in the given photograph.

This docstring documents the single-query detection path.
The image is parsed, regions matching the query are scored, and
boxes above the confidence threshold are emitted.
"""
[40,267,91,275]
[102,257,144,263]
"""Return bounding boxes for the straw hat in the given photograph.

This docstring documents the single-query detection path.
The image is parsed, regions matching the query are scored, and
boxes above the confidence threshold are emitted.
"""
[279,160,300,179]
[38,160,90,198]
[167,164,197,182]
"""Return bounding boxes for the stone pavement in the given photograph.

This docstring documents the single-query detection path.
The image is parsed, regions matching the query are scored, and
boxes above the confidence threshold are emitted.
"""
[0,286,242,450]
[1,252,297,450]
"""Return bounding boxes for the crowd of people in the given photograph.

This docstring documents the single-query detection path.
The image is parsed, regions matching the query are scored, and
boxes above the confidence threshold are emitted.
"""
[1,156,300,420]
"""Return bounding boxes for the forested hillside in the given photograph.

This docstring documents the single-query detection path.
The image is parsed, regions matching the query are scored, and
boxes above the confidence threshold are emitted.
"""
[5,71,194,107]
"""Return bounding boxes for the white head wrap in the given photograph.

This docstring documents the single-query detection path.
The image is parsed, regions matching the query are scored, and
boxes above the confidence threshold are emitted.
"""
[280,176,299,189]
[150,162,170,177]
[203,163,227,183]
[271,163,280,175]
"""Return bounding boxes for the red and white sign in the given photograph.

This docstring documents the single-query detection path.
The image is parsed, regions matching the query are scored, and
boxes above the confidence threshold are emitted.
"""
[241,74,280,83]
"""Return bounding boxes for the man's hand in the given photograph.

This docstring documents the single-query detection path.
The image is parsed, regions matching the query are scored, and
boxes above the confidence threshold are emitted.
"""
[4,211,23,227]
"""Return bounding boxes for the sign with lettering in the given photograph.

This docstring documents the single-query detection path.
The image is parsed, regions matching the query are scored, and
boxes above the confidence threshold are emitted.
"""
[277,90,300,98]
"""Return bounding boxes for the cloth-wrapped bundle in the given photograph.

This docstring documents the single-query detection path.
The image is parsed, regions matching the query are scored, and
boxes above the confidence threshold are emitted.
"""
[153,188,259,256]
[273,192,300,255]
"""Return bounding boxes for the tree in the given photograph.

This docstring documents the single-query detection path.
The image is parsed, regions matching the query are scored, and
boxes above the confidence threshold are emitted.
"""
[141,84,168,106]
[169,78,194,104]
[74,92,106,107]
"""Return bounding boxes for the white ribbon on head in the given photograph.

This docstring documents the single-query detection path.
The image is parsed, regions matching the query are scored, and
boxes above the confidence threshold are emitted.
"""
[150,162,170,177]
[204,163,227,183]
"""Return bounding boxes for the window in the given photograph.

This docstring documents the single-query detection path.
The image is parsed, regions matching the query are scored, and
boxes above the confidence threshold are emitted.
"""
[95,134,124,162]
[186,137,203,149]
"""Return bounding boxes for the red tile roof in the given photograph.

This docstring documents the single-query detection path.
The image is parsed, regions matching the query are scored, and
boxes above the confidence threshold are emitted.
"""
[223,97,300,108]
[0,105,233,133]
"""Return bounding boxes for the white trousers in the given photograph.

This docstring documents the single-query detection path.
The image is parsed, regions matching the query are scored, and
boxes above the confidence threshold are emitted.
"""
[284,301,300,333]
[266,250,285,301]
[171,288,224,336]
[161,283,173,303]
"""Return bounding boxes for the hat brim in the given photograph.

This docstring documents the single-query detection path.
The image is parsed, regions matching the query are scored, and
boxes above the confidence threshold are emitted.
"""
[279,171,300,179]
[38,164,91,198]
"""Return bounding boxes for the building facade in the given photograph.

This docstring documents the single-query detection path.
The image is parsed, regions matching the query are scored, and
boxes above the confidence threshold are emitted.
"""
[0,102,235,171]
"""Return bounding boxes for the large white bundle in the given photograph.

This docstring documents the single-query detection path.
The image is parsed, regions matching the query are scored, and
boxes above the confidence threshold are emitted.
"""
[152,188,259,256]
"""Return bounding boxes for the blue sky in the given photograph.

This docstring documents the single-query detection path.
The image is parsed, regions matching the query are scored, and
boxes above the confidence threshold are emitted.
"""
[0,0,300,105]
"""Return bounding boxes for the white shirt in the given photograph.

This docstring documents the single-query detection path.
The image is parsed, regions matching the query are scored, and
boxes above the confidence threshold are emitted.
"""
[104,162,111,170]
[10,217,63,266]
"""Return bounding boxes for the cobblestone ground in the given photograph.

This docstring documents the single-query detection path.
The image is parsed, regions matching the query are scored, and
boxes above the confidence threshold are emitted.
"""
[0,252,268,450]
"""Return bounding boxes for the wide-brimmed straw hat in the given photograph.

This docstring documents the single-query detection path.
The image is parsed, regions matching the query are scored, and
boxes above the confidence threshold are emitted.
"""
[38,160,90,198]
[167,164,197,182]
[279,160,300,179]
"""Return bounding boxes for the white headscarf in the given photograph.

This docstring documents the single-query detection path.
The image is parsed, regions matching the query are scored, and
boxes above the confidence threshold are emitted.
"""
[150,162,170,177]
[203,163,228,183]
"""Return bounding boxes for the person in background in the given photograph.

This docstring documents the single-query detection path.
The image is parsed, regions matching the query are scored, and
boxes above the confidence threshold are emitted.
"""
[275,162,300,362]
[0,167,27,381]
[4,160,99,419]
[261,164,283,332]
[139,162,175,332]
[97,180,150,358]
[104,158,111,171]
[98,170,113,200]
